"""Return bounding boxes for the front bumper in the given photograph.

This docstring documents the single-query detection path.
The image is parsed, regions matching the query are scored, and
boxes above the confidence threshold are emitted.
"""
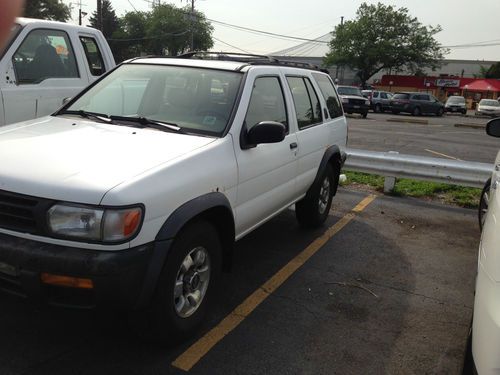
[476,110,500,117]
[472,261,500,374]
[0,232,171,309]
[342,103,369,114]
[445,106,466,113]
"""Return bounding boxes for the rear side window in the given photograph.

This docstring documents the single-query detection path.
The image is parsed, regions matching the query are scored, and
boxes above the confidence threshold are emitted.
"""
[373,92,379,98]
[312,73,343,119]
[13,28,79,84]
[80,36,105,76]
[287,76,322,129]
[419,94,430,101]
[393,93,410,100]
[244,76,288,131]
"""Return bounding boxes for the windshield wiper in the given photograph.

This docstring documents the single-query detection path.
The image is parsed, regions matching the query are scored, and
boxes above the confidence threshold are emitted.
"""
[59,110,114,124]
[109,115,184,133]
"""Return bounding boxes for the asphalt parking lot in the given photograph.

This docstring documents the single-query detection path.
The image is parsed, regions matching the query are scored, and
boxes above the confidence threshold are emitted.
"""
[0,188,478,375]
[347,111,499,163]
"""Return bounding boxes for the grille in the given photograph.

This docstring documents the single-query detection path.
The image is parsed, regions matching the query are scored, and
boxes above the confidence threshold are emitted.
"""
[349,99,366,105]
[0,190,52,234]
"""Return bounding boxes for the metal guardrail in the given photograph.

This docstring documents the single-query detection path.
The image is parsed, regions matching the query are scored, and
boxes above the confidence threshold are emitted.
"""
[344,148,493,191]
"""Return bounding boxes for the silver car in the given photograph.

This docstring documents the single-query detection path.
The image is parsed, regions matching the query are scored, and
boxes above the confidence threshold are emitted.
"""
[476,99,500,117]
[444,96,467,115]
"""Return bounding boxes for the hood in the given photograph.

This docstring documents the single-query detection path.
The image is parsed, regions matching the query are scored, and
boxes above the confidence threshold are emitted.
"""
[0,116,216,204]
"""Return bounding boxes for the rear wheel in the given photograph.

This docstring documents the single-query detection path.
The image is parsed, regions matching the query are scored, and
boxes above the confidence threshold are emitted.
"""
[132,221,221,343]
[374,104,381,113]
[392,110,400,114]
[479,178,491,231]
[412,107,421,116]
[361,112,368,119]
[296,164,337,228]
[436,107,444,117]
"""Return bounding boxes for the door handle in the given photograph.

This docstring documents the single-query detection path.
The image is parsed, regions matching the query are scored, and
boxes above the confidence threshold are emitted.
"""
[290,142,298,149]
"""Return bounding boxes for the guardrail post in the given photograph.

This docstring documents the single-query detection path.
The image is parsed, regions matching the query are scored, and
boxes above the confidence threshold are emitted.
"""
[384,176,396,193]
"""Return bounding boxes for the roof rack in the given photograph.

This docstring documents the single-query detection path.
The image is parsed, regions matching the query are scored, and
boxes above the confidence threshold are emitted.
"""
[176,51,324,72]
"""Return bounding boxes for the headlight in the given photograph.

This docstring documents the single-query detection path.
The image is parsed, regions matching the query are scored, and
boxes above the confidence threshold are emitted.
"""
[341,97,349,104]
[365,100,370,105]
[47,204,143,242]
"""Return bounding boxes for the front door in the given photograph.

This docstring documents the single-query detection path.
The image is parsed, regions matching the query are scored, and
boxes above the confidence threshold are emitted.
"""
[233,72,298,237]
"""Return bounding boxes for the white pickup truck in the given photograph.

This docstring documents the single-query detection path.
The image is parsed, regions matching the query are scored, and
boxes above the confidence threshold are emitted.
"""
[0,18,115,126]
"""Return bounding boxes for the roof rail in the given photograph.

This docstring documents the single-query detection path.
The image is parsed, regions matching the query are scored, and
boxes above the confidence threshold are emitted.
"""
[176,51,324,71]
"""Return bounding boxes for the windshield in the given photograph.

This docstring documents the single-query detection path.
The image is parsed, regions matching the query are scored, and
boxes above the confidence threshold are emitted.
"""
[446,96,465,104]
[337,86,363,96]
[480,99,500,107]
[64,64,243,136]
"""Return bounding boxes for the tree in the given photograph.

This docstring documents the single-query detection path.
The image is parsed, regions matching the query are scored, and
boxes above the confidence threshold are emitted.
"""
[111,11,148,62]
[89,0,119,39]
[486,62,500,79]
[145,4,213,56]
[324,2,447,87]
[24,0,70,22]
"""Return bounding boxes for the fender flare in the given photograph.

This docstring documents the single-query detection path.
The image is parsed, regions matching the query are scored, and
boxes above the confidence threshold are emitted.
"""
[307,145,343,198]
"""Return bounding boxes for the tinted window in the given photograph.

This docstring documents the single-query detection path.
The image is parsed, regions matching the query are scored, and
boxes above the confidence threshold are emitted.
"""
[244,76,288,131]
[337,86,363,96]
[13,28,79,84]
[287,77,322,129]
[80,36,105,76]
[419,94,430,101]
[380,92,387,99]
[312,72,342,118]
[373,92,379,98]
[393,93,410,100]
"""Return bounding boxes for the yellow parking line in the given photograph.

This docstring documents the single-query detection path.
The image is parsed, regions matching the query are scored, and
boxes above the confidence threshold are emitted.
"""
[171,194,377,372]
[424,148,461,161]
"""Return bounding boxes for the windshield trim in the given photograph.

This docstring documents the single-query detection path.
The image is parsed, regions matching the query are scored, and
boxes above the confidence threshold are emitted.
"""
[55,62,245,138]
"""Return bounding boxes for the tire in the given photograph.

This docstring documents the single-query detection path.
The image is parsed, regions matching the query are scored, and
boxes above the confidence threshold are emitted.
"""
[374,104,381,113]
[479,178,491,231]
[392,110,400,115]
[412,107,421,116]
[296,163,337,228]
[361,112,368,119]
[462,109,467,115]
[132,220,221,343]
[436,108,444,117]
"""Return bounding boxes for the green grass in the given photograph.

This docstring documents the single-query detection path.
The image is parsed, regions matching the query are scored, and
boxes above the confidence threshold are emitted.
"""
[341,171,481,208]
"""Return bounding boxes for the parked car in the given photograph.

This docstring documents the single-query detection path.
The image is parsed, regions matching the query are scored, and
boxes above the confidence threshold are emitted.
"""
[475,99,500,117]
[472,118,500,374]
[0,53,347,342]
[444,95,467,115]
[390,92,444,116]
[362,90,393,113]
[337,85,370,118]
[0,18,115,126]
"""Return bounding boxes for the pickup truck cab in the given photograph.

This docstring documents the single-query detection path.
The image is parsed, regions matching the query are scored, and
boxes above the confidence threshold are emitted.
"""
[0,18,115,126]
[0,53,347,342]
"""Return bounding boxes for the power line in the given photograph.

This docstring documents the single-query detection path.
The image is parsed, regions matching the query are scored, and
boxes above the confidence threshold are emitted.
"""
[212,37,251,54]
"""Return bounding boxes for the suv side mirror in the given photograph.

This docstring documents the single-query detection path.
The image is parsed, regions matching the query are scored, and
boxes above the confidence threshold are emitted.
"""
[486,118,500,138]
[243,121,286,149]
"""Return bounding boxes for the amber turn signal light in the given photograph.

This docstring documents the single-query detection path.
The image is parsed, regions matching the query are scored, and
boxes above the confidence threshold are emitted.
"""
[41,273,94,289]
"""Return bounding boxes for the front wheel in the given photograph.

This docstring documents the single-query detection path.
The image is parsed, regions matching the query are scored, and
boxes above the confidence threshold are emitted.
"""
[479,178,491,231]
[436,108,444,117]
[296,164,337,228]
[361,112,368,119]
[132,221,221,343]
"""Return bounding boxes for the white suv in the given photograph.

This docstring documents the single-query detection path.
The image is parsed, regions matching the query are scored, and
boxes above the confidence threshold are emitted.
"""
[472,118,500,374]
[0,53,347,341]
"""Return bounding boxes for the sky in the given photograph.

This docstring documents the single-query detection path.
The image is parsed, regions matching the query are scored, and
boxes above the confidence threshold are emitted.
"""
[69,0,500,61]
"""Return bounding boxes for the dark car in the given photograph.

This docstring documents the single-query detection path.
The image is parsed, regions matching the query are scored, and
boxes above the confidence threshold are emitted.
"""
[390,92,444,116]
[337,86,370,118]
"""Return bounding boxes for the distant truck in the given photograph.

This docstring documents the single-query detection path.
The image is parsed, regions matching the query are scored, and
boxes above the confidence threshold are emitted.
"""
[0,18,115,126]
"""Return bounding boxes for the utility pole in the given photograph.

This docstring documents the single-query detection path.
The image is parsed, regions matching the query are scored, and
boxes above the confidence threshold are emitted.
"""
[335,16,344,80]
[97,0,102,31]
[190,0,195,51]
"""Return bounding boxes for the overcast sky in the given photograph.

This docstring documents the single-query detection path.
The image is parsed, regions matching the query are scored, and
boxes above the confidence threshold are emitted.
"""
[71,0,500,61]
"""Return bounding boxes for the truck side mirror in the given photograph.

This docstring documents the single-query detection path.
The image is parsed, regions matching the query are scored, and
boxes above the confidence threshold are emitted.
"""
[486,118,500,138]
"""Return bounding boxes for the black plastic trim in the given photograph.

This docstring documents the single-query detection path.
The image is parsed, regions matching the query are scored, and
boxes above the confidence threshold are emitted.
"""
[155,192,233,241]
[307,145,342,197]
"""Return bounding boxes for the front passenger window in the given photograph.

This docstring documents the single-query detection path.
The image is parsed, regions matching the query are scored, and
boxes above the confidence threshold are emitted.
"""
[244,76,288,131]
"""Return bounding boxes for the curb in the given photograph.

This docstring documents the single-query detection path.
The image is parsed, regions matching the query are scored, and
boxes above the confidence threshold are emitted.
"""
[454,123,486,130]
[387,118,429,125]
